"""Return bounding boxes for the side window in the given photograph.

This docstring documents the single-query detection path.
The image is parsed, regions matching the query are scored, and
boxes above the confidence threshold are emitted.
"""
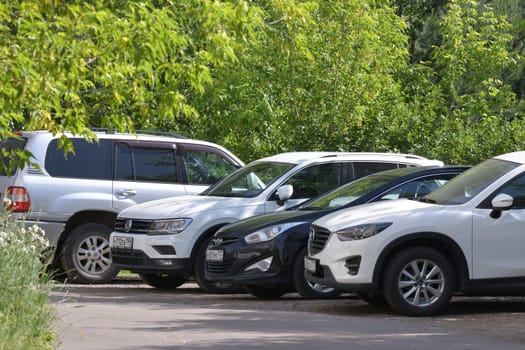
[284,163,342,199]
[45,139,112,180]
[115,143,133,180]
[353,162,398,179]
[115,143,178,183]
[132,147,178,183]
[380,174,456,200]
[495,174,525,209]
[182,147,239,185]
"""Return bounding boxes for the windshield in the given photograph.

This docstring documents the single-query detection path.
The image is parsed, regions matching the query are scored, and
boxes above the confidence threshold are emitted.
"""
[203,161,294,198]
[299,170,407,210]
[424,159,519,205]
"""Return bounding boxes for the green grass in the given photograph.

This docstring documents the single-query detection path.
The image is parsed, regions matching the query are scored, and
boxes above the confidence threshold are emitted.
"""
[0,215,58,350]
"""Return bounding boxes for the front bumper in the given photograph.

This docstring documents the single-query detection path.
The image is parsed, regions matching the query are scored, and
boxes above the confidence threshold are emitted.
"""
[111,248,192,275]
[205,237,303,287]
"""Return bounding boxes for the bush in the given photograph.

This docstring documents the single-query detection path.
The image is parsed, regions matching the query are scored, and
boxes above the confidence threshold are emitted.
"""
[0,214,57,350]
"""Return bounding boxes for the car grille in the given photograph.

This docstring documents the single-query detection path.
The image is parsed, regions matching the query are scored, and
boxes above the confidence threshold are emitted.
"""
[114,219,152,234]
[210,236,238,248]
[308,225,332,255]
[207,260,234,273]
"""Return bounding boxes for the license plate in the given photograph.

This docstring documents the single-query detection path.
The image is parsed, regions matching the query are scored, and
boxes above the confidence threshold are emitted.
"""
[112,236,133,250]
[206,249,224,262]
[304,256,318,273]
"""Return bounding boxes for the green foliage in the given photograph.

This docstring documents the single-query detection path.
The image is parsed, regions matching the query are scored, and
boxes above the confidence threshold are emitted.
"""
[0,0,523,165]
[0,216,57,350]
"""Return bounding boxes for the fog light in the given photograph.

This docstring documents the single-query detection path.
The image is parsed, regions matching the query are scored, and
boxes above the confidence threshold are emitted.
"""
[345,256,361,275]
[156,259,173,266]
[244,257,273,272]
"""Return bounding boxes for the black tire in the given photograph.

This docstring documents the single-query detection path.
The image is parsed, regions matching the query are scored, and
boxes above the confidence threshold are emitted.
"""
[383,246,455,316]
[357,291,387,305]
[243,285,289,299]
[139,273,186,289]
[292,248,341,299]
[193,236,241,294]
[60,223,119,284]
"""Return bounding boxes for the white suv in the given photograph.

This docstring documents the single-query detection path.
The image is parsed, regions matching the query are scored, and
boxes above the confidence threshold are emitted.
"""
[0,130,243,283]
[109,152,443,293]
[306,151,525,316]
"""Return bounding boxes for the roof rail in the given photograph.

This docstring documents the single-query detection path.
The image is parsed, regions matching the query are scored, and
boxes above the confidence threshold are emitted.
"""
[89,128,188,139]
[319,152,427,159]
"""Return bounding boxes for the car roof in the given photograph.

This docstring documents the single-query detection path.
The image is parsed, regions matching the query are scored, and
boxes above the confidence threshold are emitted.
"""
[494,151,525,164]
[365,165,470,178]
[252,152,444,167]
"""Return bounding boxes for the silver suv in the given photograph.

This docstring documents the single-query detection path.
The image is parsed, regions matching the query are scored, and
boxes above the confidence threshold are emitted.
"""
[0,130,243,283]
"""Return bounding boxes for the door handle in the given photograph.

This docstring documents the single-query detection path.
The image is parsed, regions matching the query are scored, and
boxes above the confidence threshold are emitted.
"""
[117,189,138,196]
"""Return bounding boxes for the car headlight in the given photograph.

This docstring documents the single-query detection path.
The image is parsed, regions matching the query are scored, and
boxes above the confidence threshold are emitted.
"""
[244,222,306,244]
[336,222,392,241]
[148,219,192,235]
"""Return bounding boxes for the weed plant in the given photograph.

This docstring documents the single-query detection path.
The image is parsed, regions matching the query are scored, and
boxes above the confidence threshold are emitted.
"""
[0,214,57,350]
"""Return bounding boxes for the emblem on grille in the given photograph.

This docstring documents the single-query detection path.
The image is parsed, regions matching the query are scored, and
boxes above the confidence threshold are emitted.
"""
[124,219,133,232]
[309,227,315,242]
[212,238,223,246]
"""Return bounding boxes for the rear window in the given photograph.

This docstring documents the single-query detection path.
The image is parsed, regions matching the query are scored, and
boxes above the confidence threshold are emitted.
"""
[0,137,28,176]
[45,139,113,180]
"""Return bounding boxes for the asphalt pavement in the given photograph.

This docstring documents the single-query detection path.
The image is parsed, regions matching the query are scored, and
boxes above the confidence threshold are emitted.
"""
[50,279,525,350]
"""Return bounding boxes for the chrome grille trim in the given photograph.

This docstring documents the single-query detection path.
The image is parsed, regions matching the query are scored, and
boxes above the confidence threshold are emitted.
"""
[308,225,332,255]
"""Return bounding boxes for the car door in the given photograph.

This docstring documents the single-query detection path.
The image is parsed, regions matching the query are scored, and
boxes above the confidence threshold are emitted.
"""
[471,172,525,279]
[112,141,188,212]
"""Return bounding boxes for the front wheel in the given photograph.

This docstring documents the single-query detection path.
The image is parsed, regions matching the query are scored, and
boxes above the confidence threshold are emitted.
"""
[60,223,119,284]
[383,247,455,316]
[139,273,186,289]
[292,248,341,299]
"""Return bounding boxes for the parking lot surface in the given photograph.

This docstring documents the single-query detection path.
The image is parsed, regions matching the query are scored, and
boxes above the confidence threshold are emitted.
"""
[51,277,525,350]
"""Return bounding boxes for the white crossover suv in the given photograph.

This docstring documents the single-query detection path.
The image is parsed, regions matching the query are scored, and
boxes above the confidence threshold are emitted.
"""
[306,151,525,316]
[109,152,443,293]
[0,130,243,283]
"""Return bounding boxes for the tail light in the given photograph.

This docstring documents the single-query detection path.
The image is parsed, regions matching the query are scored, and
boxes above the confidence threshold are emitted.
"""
[4,186,31,212]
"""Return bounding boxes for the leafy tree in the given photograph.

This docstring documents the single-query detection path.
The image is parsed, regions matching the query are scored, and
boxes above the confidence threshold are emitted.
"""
[194,0,411,161]
[0,0,260,156]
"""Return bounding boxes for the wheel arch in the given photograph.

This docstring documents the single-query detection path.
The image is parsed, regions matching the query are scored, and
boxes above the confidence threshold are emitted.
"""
[372,232,469,292]
[189,223,230,268]
[55,210,118,261]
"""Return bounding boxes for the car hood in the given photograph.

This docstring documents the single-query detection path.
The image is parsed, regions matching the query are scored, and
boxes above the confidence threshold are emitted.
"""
[314,198,437,231]
[217,209,332,238]
[117,195,253,219]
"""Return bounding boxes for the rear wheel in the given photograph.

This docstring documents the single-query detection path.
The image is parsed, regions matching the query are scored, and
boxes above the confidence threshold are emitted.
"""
[193,236,241,294]
[60,223,119,284]
[243,285,289,299]
[292,248,341,299]
[383,247,455,316]
[139,273,186,289]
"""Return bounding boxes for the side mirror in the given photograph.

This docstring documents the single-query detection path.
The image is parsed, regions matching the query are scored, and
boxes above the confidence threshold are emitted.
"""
[276,185,293,206]
[490,193,513,219]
